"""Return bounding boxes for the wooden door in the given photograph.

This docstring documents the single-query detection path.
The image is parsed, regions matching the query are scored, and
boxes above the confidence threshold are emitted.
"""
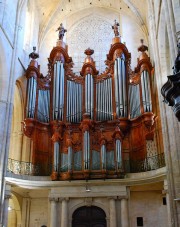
[72,206,106,227]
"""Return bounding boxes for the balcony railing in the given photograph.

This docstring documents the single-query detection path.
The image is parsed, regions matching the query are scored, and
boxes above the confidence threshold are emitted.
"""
[7,153,165,177]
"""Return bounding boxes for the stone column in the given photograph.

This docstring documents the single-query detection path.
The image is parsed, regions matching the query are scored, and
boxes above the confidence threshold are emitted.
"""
[121,198,129,227]
[163,179,173,227]
[50,197,58,227]
[21,197,31,227]
[61,198,69,227]
[3,194,11,227]
[109,197,117,227]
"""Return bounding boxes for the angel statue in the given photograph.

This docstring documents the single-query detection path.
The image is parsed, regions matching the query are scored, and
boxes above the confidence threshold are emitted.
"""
[112,20,120,37]
[56,23,67,40]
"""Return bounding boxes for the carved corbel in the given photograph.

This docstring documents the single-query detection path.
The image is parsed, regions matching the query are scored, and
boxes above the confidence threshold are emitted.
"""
[21,119,35,138]
[100,134,106,146]
[80,114,94,133]
[142,113,157,140]
[112,126,124,141]
[51,121,64,143]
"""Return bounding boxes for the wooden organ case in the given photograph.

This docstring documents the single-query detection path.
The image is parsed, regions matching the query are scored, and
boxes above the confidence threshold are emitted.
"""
[22,23,156,180]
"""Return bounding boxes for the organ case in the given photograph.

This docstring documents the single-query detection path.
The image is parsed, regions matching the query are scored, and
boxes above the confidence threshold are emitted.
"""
[22,24,156,180]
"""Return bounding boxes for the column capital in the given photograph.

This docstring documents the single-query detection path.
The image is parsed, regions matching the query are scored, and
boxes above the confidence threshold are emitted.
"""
[59,197,69,202]
[4,194,12,200]
[117,196,129,200]
[162,189,168,195]
[108,196,117,200]
[49,197,58,202]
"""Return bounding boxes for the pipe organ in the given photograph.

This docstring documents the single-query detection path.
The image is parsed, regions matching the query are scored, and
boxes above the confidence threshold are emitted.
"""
[22,23,156,180]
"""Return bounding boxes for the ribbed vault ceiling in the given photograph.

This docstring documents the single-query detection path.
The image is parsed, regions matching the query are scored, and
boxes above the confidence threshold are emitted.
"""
[34,0,148,46]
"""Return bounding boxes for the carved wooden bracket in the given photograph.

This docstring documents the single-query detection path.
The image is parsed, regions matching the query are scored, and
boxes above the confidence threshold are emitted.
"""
[22,118,35,138]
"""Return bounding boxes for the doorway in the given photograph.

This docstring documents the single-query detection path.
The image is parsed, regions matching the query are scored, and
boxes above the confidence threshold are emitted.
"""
[72,206,107,227]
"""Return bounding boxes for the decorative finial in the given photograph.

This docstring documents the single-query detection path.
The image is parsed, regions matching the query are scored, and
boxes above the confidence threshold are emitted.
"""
[29,46,39,59]
[84,48,94,56]
[138,39,148,52]
[112,20,120,37]
[173,43,180,74]
[56,23,67,40]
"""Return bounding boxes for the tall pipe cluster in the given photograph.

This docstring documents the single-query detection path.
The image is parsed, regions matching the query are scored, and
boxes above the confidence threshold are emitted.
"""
[96,78,113,121]
[114,57,127,118]
[141,70,152,112]
[85,74,94,119]
[129,84,141,119]
[53,61,64,120]
[37,90,50,122]
[26,77,37,118]
[67,80,82,123]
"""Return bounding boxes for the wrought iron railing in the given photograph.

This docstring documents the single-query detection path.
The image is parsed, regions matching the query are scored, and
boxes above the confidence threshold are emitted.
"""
[7,159,52,176]
[124,153,165,173]
[7,153,165,177]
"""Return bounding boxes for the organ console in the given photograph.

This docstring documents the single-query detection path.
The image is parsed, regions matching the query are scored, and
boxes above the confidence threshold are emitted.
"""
[22,22,156,180]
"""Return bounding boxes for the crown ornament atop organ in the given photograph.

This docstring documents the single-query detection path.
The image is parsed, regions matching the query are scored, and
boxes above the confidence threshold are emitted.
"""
[22,22,156,180]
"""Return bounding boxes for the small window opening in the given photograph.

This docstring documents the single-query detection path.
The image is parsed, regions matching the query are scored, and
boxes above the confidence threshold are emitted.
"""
[163,197,167,205]
[137,217,143,226]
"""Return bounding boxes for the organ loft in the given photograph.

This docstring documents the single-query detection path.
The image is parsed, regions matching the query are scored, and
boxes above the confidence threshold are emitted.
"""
[22,22,159,181]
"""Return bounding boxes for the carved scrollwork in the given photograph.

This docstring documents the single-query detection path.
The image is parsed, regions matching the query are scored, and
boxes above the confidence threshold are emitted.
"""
[65,62,83,83]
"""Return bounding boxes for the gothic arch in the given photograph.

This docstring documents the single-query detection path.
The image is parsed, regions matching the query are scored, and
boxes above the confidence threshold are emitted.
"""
[7,192,22,227]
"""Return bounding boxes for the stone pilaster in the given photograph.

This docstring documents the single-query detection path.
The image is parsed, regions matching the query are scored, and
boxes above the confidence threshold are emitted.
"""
[61,198,69,227]
[49,197,58,227]
[163,179,173,227]
[109,197,117,227]
[121,198,129,227]
[3,194,11,227]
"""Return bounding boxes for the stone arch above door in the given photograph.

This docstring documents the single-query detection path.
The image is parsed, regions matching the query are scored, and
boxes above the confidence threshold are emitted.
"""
[72,205,107,227]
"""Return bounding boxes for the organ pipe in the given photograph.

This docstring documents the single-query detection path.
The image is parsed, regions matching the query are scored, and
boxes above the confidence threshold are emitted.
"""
[54,142,60,172]
[26,77,37,118]
[141,70,152,112]
[96,78,113,121]
[101,144,106,170]
[68,146,73,171]
[85,74,93,119]
[116,139,122,170]
[53,61,64,120]
[67,80,82,123]
[37,90,50,122]
[83,131,90,170]
[129,84,141,119]
[114,57,127,118]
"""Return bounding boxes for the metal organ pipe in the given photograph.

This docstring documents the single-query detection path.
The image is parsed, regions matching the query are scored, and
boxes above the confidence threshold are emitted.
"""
[96,78,113,121]
[54,142,60,172]
[101,144,106,170]
[26,77,37,118]
[85,74,93,119]
[53,61,64,120]
[116,139,122,170]
[114,57,127,118]
[37,90,50,123]
[83,131,90,170]
[141,70,152,112]
[66,80,82,123]
[68,146,73,171]
[129,85,141,119]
